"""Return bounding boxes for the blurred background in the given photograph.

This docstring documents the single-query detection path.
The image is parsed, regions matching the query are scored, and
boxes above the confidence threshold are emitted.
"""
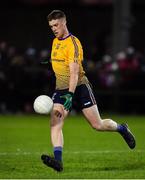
[0,0,145,114]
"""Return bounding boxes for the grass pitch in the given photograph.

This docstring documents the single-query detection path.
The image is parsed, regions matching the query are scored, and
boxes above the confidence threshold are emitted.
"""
[0,114,145,179]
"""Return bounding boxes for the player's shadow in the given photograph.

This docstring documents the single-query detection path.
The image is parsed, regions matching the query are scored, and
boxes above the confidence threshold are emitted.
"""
[83,162,143,171]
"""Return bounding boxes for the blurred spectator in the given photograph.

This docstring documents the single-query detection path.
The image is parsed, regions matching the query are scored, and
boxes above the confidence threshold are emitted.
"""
[25,45,37,66]
[97,54,118,88]
[116,48,140,89]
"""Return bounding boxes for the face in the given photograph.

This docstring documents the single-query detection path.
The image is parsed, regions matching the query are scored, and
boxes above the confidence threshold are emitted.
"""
[49,18,67,39]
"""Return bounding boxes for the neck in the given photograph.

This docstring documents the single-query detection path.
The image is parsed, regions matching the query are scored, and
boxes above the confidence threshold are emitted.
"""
[62,29,69,38]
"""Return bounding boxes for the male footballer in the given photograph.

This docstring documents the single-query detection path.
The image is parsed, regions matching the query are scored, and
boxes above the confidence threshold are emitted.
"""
[41,10,136,172]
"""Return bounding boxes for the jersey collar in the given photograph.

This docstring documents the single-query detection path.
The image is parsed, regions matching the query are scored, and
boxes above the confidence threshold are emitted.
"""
[58,33,72,40]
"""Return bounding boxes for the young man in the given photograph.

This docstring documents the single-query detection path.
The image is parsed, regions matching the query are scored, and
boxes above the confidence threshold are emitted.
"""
[41,10,136,172]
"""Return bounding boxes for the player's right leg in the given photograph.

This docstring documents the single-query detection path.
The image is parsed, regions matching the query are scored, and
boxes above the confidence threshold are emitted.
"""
[41,104,68,172]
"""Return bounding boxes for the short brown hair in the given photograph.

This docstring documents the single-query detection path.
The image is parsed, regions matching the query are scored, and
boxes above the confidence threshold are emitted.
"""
[47,10,66,21]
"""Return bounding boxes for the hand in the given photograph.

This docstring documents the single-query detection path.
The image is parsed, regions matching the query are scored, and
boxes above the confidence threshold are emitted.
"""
[40,59,49,64]
[60,92,74,111]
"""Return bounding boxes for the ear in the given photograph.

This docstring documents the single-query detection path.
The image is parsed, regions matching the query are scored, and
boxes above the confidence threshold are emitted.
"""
[62,18,66,25]
[65,19,67,25]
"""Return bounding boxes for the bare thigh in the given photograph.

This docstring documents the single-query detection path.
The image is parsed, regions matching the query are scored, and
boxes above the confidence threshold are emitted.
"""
[82,104,102,127]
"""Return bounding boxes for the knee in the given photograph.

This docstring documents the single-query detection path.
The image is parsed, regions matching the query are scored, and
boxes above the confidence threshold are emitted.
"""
[91,122,103,131]
[50,109,64,127]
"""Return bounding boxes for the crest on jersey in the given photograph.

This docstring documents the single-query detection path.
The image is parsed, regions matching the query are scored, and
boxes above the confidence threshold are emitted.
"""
[55,43,61,49]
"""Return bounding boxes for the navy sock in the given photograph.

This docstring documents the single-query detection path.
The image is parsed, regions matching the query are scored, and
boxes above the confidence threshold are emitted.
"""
[117,124,126,133]
[54,146,62,162]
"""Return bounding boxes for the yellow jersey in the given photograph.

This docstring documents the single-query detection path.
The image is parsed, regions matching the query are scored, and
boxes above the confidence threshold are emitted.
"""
[51,33,88,90]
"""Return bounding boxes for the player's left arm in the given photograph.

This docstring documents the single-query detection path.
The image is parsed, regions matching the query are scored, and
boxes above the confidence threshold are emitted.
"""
[60,62,79,111]
[69,62,79,93]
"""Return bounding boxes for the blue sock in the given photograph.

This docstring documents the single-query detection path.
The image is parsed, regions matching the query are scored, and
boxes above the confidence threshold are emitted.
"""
[54,146,62,162]
[117,124,126,133]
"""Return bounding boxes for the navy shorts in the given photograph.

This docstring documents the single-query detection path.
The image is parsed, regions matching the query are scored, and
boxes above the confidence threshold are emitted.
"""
[52,83,96,110]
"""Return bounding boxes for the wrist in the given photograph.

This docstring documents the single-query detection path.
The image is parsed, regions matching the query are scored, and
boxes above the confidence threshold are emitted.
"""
[68,91,74,96]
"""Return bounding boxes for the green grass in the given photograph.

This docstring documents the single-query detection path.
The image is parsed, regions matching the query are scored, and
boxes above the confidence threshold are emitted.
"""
[0,114,145,179]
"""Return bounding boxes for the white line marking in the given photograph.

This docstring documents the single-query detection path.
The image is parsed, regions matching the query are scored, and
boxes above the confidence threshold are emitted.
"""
[65,150,145,154]
[0,150,144,156]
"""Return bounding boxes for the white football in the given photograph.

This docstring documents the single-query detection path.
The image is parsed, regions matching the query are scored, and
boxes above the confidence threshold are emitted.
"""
[33,95,53,114]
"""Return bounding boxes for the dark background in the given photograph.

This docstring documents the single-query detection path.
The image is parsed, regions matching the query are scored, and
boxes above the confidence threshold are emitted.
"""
[0,0,145,114]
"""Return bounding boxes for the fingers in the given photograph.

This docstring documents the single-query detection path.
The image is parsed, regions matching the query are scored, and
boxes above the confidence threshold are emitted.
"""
[64,102,71,111]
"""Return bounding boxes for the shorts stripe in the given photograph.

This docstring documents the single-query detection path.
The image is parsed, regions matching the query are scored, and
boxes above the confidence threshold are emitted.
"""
[86,84,96,105]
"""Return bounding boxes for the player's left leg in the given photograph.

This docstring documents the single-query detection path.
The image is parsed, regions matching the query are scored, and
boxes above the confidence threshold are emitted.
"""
[82,105,136,149]
[82,104,118,131]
